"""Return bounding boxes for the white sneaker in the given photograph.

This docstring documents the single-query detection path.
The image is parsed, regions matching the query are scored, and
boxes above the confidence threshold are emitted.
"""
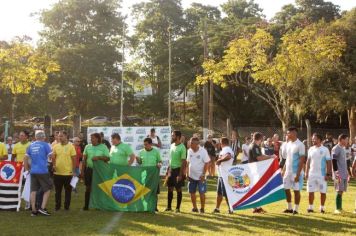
[334,209,341,214]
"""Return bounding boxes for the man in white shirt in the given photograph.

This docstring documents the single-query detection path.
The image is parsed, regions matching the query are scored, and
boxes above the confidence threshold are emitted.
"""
[147,128,162,148]
[241,136,251,164]
[187,137,210,213]
[282,127,306,215]
[305,133,332,213]
[213,137,234,214]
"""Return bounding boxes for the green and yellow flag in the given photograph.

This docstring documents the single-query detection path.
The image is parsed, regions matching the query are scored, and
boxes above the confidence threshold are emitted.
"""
[90,162,159,212]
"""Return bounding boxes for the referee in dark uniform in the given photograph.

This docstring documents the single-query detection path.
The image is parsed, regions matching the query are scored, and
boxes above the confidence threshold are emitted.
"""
[249,132,276,213]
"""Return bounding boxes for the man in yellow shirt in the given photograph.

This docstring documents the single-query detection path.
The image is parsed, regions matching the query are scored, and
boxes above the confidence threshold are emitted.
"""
[0,141,8,161]
[52,131,76,211]
[12,130,31,162]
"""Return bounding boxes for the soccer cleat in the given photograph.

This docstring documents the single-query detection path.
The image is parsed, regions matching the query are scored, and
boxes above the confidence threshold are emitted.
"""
[307,209,314,213]
[283,209,293,213]
[200,208,205,214]
[334,209,341,214]
[192,208,199,213]
[164,208,172,212]
[292,210,298,215]
[320,210,325,214]
[38,208,51,216]
[31,211,38,217]
[212,208,220,213]
[253,208,260,213]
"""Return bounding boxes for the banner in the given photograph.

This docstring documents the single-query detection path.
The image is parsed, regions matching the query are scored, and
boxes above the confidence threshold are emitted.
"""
[87,126,171,175]
[90,161,159,213]
[221,158,285,211]
[0,161,24,211]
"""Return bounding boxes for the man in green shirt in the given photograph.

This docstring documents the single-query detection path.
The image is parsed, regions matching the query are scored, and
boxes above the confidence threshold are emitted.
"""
[165,130,187,213]
[137,137,162,212]
[82,133,110,210]
[110,133,135,166]
[137,138,162,168]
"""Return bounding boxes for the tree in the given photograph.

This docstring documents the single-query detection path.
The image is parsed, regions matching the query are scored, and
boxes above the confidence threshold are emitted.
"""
[306,9,356,139]
[0,37,59,124]
[197,25,345,131]
[131,0,186,118]
[39,0,124,116]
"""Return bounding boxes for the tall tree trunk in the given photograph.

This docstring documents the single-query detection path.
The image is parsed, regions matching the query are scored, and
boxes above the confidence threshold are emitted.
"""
[348,105,356,141]
[9,95,17,133]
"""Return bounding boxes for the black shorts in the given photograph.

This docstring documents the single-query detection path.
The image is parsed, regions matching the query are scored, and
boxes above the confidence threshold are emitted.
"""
[217,177,227,197]
[167,168,185,188]
[31,174,53,192]
[347,159,351,169]
[84,167,93,187]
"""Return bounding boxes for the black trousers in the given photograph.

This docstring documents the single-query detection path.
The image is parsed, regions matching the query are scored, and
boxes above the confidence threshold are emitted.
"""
[53,175,72,210]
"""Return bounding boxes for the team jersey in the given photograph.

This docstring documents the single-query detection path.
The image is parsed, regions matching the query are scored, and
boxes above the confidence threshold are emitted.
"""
[0,142,8,158]
[285,139,305,175]
[12,141,30,162]
[307,145,331,178]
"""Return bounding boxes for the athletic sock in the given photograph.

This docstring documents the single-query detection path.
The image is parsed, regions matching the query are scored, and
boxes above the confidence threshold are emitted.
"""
[167,191,173,209]
[287,202,292,210]
[336,194,342,210]
[320,205,325,211]
[177,191,182,209]
[84,191,90,209]
[308,205,313,210]
[294,204,299,212]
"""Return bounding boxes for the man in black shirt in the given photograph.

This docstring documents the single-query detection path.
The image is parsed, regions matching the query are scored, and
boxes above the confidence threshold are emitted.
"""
[100,132,111,150]
[204,135,216,177]
[249,132,276,213]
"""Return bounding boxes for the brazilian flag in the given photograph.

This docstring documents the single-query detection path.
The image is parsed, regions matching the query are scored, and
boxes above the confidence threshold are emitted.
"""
[90,161,159,212]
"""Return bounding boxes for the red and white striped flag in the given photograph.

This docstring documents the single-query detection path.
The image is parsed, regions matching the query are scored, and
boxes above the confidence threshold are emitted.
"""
[0,161,24,211]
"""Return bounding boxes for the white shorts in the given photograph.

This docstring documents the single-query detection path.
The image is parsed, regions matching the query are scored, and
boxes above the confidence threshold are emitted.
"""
[283,173,304,191]
[307,177,327,193]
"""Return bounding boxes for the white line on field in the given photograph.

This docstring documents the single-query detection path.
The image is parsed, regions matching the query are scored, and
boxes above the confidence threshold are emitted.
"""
[99,212,123,235]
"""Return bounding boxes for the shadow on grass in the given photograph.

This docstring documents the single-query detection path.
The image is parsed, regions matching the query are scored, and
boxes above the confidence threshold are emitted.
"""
[110,209,356,235]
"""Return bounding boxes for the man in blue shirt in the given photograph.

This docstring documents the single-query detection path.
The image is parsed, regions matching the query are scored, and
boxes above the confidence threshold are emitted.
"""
[24,131,53,216]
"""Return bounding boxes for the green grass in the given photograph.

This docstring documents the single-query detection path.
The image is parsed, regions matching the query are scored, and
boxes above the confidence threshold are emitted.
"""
[1,179,356,236]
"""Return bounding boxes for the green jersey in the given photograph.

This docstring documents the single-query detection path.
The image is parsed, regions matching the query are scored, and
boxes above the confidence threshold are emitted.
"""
[83,144,110,168]
[139,148,162,167]
[170,143,187,169]
[110,142,134,166]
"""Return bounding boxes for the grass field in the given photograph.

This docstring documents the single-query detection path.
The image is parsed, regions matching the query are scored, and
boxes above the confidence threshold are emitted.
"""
[1,179,356,236]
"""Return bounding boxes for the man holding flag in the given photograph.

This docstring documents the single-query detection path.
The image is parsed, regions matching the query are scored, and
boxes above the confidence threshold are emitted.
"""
[213,137,234,214]
[248,132,276,213]
[136,137,162,211]
[282,127,306,215]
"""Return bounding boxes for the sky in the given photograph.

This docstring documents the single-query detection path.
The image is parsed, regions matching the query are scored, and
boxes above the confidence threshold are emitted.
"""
[0,0,354,43]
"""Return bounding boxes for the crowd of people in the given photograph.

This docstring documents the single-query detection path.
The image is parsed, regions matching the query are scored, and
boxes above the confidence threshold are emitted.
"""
[0,127,356,217]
